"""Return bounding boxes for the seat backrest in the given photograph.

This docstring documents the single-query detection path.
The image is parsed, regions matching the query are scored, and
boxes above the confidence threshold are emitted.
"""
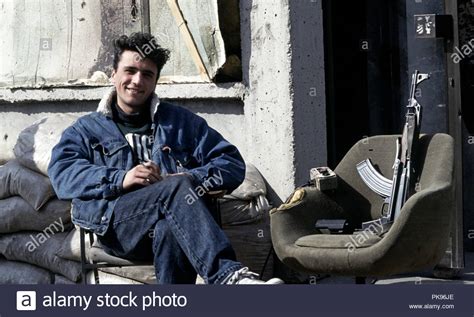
[416,134,454,193]
[334,134,453,223]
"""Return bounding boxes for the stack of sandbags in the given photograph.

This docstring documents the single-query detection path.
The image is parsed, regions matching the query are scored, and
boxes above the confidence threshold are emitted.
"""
[0,114,148,284]
[220,163,275,280]
[0,159,81,283]
[0,114,85,284]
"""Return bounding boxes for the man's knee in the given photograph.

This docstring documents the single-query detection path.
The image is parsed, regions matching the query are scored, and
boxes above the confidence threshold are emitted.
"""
[165,174,195,192]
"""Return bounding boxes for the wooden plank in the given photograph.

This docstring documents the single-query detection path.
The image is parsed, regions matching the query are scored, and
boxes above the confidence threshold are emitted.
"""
[150,0,226,81]
[0,0,145,87]
[150,0,200,79]
[141,0,151,34]
[165,0,211,82]
[5,0,44,86]
[35,0,102,83]
[86,0,143,79]
[1,0,224,86]
[0,0,15,87]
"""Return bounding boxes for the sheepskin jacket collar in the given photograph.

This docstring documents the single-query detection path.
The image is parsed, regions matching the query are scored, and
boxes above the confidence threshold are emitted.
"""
[96,87,160,119]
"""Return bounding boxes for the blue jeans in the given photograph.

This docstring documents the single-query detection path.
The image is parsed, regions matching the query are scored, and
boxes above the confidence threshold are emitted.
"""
[98,175,242,284]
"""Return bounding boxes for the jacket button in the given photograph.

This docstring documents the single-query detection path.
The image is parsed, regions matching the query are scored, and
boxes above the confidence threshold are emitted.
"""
[101,216,107,222]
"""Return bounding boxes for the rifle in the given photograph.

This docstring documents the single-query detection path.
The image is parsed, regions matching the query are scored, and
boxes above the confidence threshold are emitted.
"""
[357,70,430,234]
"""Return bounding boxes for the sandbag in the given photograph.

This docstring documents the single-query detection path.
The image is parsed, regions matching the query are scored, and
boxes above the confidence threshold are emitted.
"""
[14,114,80,175]
[220,163,271,225]
[0,197,71,233]
[0,160,55,210]
[220,195,270,225]
[54,274,77,284]
[56,227,94,262]
[0,116,28,165]
[230,163,267,199]
[0,231,82,282]
[222,212,274,280]
[0,136,14,165]
[0,258,54,284]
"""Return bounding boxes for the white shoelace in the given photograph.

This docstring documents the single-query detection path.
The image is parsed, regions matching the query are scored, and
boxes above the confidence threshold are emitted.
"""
[224,267,259,284]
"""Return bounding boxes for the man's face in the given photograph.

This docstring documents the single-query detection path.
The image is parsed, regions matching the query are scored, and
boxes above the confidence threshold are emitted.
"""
[111,50,158,114]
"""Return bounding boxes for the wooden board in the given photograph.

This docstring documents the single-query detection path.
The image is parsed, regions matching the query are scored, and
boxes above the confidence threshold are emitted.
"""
[0,0,225,87]
[150,0,226,81]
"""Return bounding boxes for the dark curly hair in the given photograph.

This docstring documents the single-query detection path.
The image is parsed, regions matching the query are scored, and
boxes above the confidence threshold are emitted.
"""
[113,32,170,79]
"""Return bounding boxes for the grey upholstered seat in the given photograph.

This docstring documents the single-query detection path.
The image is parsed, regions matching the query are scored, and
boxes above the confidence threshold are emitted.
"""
[270,134,454,277]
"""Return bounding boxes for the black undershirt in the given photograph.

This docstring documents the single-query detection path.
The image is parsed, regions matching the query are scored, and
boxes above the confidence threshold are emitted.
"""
[112,101,153,164]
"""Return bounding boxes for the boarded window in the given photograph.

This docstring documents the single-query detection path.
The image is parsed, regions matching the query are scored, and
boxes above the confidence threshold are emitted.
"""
[0,0,241,88]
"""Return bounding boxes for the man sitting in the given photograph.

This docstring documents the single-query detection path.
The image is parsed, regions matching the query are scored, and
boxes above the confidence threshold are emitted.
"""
[48,32,283,285]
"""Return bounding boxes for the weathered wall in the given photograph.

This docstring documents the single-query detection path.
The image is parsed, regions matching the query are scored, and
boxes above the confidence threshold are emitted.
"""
[0,0,326,203]
[241,0,296,201]
[241,0,326,202]
[289,0,327,188]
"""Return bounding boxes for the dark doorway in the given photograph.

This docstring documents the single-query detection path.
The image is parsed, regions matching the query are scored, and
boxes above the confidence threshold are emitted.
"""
[323,0,403,166]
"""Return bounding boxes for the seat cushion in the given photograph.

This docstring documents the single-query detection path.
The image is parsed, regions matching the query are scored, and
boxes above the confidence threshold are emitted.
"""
[56,228,150,265]
[295,231,382,249]
[89,244,135,265]
[89,241,150,266]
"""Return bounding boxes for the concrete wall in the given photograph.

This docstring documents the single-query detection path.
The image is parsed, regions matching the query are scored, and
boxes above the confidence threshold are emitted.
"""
[241,0,326,201]
[0,0,327,204]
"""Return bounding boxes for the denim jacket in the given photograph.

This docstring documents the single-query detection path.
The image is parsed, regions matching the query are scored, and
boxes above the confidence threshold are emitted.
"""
[48,88,245,235]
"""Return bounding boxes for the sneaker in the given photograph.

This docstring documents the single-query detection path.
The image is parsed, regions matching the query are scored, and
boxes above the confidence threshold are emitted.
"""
[223,267,284,284]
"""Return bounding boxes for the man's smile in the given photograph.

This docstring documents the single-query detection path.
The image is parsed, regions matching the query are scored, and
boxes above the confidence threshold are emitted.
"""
[126,87,144,95]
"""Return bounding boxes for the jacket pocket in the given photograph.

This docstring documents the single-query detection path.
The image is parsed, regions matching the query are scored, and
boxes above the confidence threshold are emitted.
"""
[91,139,129,169]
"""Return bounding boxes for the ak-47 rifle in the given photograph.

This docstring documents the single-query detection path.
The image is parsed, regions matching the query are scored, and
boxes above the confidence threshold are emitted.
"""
[357,70,430,234]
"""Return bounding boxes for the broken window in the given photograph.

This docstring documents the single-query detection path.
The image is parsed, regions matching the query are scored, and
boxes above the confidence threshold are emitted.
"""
[0,0,241,88]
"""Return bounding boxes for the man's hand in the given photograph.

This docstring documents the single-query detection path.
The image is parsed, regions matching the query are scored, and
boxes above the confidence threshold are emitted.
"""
[123,160,162,191]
